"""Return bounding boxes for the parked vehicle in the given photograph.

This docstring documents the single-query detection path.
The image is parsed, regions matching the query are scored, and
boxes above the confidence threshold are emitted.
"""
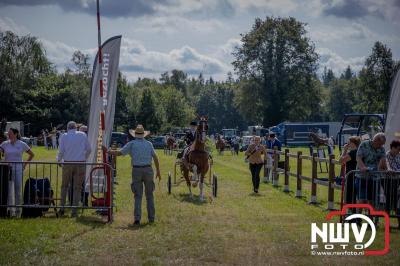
[337,113,385,152]
[111,132,128,147]
[222,129,238,146]
[247,126,269,137]
[150,136,166,149]
[269,122,341,147]
[240,135,253,152]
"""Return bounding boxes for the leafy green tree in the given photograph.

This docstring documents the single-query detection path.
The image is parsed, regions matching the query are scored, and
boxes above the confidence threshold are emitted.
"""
[136,88,163,133]
[322,67,336,86]
[355,42,395,113]
[0,31,52,123]
[197,83,246,133]
[159,86,195,131]
[233,17,320,126]
[327,79,357,121]
[114,72,130,131]
[340,66,353,80]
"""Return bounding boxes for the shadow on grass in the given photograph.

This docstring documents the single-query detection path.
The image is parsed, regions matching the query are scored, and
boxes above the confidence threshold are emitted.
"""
[75,215,108,227]
[268,184,339,211]
[115,222,155,231]
[248,192,266,197]
[173,193,209,205]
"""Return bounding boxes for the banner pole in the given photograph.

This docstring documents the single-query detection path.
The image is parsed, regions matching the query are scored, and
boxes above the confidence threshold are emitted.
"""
[97,0,106,162]
[96,0,111,221]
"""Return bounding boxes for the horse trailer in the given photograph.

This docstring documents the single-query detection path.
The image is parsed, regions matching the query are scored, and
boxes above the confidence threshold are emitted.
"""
[269,122,341,147]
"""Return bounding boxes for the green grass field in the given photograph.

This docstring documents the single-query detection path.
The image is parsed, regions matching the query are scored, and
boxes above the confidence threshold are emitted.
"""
[0,147,399,265]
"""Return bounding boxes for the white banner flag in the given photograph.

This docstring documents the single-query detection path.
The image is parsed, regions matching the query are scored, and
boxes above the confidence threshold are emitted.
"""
[87,35,121,165]
[385,69,400,150]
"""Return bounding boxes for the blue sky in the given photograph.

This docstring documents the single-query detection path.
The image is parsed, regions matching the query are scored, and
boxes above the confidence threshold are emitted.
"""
[0,0,399,81]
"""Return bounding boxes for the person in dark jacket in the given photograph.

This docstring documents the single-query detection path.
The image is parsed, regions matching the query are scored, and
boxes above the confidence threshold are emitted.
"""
[340,136,361,212]
[184,121,197,146]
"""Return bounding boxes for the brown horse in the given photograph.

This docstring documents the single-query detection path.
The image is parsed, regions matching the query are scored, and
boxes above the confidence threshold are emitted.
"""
[166,135,176,155]
[182,117,209,201]
[309,132,334,147]
[215,136,225,155]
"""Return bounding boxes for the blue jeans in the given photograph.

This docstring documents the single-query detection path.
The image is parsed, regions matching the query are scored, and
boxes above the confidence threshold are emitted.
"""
[9,164,23,216]
[131,167,155,222]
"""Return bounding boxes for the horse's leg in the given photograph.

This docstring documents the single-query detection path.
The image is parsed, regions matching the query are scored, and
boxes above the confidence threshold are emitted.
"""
[183,167,192,197]
[199,173,204,202]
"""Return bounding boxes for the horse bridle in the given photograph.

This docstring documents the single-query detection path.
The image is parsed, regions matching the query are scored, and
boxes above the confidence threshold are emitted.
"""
[196,118,208,143]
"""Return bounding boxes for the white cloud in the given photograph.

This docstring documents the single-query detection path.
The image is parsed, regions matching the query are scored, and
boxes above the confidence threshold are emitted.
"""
[235,0,298,13]
[0,16,230,80]
[37,36,232,81]
[211,38,241,65]
[130,16,226,35]
[320,0,400,23]
[119,38,231,80]
[0,17,29,34]
[309,22,375,43]
[317,47,365,75]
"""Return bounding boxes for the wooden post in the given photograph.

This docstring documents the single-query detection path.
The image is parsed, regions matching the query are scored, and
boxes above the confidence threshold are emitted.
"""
[209,159,213,184]
[310,152,318,204]
[263,152,269,183]
[272,149,279,187]
[174,162,177,184]
[327,154,335,210]
[296,151,302,198]
[284,149,290,192]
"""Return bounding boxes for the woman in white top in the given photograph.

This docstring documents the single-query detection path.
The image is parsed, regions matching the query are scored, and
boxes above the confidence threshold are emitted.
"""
[51,128,57,149]
[0,128,34,216]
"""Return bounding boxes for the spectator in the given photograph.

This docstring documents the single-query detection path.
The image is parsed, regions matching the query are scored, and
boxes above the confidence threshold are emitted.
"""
[264,133,282,182]
[51,128,57,149]
[108,125,161,225]
[0,128,34,217]
[340,136,361,211]
[387,140,400,171]
[266,133,282,151]
[245,136,266,193]
[262,134,268,146]
[42,129,48,148]
[79,124,88,134]
[356,133,387,204]
[385,139,400,227]
[232,136,240,155]
[57,121,91,217]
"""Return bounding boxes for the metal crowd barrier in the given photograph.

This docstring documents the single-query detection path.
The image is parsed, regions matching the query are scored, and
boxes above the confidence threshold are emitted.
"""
[343,170,400,218]
[0,161,115,222]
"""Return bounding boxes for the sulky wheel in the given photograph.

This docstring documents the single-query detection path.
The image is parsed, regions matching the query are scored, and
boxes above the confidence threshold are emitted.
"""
[167,171,172,194]
[212,174,218,197]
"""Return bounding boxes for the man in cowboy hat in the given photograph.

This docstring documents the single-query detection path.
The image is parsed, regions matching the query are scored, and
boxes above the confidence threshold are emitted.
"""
[107,124,161,225]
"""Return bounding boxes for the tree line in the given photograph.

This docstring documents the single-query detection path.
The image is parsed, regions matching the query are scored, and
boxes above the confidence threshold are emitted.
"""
[0,16,398,136]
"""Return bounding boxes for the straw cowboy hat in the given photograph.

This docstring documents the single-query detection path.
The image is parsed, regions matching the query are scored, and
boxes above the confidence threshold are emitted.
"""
[129,124,150,138]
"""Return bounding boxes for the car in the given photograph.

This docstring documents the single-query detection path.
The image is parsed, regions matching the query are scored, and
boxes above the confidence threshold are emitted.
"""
[150,136,166,149]
[174,132,186,140]
[111,132,128,147]
[240,135,253,152]
[21,137,32,146]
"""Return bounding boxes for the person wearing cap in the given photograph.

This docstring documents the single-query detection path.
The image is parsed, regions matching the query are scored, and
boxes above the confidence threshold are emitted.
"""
[266,133,282,151]
[184,121,197,146]
[108,124,161,225]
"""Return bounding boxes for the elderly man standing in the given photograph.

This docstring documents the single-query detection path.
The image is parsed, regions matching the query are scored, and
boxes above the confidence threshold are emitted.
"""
[356,133,387,204]
[108,125,161,225]
[57,121,91,217]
